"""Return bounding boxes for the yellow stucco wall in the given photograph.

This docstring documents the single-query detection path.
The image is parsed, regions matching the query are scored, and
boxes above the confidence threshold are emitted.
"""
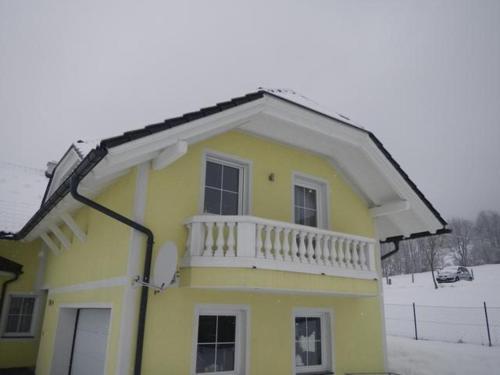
[142,289,384,374]
[147,130,374,264]
[8,129,385,373]
[138,130,384,374]
[0,239,43,368]
[43,169,136,288]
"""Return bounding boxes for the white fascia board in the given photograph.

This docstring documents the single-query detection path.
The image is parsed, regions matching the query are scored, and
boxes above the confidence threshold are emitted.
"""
[152,140,188,170]
[107,99,266,157]
[261,96,366,147]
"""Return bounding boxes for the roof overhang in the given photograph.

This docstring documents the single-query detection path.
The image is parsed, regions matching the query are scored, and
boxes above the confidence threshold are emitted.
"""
[7,90,446,242]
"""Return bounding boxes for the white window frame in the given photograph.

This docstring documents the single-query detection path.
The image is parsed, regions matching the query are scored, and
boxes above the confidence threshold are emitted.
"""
[292,308,334,375]
[0,293,40,338]
[292,173,330,229]
[191,304,250,375]
[200,150,252,216]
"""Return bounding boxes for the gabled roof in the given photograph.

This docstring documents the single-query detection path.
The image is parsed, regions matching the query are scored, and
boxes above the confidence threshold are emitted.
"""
[0,161,48,233]
[0,89,448,242]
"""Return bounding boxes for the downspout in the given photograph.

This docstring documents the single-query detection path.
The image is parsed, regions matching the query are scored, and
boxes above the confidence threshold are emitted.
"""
[0,271,22,321]
[70,175,153,375]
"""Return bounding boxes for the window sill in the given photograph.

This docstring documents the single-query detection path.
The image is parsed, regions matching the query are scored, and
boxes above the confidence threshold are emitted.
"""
[298,371,334,375]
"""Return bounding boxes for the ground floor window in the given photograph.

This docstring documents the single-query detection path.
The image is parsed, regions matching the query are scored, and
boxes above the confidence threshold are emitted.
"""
[193,306,247,374]
[2,294,37,337]
[293,309,332,374]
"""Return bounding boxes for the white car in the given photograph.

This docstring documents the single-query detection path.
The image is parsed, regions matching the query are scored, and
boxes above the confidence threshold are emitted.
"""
[437,266,473,283]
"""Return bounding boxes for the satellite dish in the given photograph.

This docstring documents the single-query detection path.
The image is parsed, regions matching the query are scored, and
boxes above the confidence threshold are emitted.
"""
[152,241,178,291]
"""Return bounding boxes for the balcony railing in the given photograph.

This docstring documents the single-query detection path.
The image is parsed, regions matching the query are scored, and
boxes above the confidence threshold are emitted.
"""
[183,215,378,279]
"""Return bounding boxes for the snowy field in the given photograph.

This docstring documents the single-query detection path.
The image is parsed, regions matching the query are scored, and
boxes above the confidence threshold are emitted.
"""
[387,336,500,375]
[383,264,500,307]
[383,264,500,346]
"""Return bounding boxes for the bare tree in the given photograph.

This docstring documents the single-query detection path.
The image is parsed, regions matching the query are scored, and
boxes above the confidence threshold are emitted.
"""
[475,211,500,264]
[448,218,474,266]
[417,235,444,289]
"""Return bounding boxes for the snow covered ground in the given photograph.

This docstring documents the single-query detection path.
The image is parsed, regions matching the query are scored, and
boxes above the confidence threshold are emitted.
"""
[387,335,500,375]
[383,264,500,307]
[383,264,500,345]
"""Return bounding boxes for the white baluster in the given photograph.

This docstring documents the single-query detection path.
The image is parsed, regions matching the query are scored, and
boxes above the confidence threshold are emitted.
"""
[337,238,345,267]
[352,240,360,269]
[298,231,307,262]
[314,234,323,264]
[344,239,352,269]
[226,222,236,257]
[291,230,299,262]
[264,225,273,259]
[330,237,338,267]
[283,228,291,261]
[273,227,283,260]
[214,222,225,256]
[322,235,331,265]
[359,242,367,270]
[256,224,264,258]
[204,222,214,256]
[306,233,314,263]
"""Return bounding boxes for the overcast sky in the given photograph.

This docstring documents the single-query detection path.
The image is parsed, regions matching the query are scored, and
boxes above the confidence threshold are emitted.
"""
[1,0,499,221]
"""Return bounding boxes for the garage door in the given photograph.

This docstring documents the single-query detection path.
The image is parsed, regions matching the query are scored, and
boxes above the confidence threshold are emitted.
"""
[70,308,111,375]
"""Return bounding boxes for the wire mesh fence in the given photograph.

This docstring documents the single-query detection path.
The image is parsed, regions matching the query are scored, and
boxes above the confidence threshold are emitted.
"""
[385,302,500,346]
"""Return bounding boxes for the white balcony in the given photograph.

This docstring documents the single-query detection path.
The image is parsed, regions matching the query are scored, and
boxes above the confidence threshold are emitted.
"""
[183,215,378,280]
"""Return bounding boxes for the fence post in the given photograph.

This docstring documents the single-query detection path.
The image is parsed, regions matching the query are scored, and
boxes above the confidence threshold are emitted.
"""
[484,301,492,347]
[413,302,418,340]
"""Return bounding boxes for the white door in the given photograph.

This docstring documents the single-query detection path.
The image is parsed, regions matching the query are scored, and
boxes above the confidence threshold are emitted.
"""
[70,308,111,375]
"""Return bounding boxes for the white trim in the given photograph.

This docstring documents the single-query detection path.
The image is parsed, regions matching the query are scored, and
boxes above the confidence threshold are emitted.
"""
[152,140,188,170]
[184,286,376,298]
[40,232,60,255]
[369,200,410,218]
[61,213,86,242]
[292,172,330,230]
[374,241,389,371]
[183,256,378,280]
[46,277,128,295]
[116,161,150,375]
[49,224,71,250]
[199,150,253,216]
[292,308,334,375]
[191,304,250,375]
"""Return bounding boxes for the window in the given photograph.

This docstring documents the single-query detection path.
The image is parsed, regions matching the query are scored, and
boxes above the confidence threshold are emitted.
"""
[293,310,332,374]
[2,295,37,337]
[202,153,250,216]
[293,174,328,229]
[294,185,318,227]
[194,307,247,374]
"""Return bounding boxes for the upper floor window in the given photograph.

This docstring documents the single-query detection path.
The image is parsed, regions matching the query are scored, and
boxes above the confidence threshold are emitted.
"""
[2,295,37,337]
[202,153,250,215]
[293,174,328,229]
[293,309,332,374]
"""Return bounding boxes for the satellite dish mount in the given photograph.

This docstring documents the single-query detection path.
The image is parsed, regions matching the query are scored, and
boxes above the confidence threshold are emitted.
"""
[133,241,178,294]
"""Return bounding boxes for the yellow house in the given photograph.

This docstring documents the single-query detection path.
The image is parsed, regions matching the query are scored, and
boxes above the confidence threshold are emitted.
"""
[0,89,448,374]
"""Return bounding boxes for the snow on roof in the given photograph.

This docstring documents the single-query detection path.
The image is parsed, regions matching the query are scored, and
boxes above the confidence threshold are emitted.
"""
[74,139,99,158]
[260,88,364,129]
[0,161,48,233]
